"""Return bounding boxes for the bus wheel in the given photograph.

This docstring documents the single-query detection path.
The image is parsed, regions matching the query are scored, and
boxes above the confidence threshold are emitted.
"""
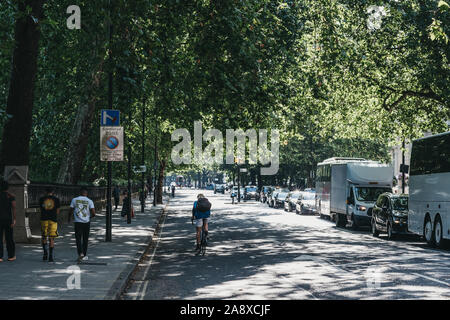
[434,216,444,249]
[424,216,435,247]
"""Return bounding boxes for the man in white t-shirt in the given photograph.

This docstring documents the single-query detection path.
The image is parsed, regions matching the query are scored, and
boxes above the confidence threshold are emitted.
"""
[69,187,95,263]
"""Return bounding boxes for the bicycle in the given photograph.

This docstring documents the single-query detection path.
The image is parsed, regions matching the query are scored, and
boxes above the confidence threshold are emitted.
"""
[192,218,208,256]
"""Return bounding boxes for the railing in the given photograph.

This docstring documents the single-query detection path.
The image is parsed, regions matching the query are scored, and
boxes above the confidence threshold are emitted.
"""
[28,182,140,208]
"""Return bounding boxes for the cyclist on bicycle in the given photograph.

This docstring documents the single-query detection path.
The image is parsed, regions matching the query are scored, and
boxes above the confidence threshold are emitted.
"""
[191,194,211,251]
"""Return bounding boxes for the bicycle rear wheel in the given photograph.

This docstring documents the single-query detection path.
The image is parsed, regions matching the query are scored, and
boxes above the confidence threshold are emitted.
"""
[200,230,207,256]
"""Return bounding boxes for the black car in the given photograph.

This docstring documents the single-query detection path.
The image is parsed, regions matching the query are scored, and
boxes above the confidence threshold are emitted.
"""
[371,193,409,240]
[296,191,317,215]
[214,184,225,194]
[284,191,302,212]
[244,186,259,200]
[274,190,289,209]
[260,186,273,203]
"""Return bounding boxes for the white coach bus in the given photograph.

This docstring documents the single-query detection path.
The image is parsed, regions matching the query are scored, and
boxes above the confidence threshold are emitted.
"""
[408,132,450,248]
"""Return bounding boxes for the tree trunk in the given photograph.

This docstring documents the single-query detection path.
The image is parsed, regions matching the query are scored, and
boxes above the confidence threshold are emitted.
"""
[156,159,166,204]
[56,61,104,184]
[1,0,45,171]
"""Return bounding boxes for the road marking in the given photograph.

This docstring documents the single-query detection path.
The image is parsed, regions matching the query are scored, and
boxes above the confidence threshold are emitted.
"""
[411,273,450,287]
[275,272,318,300]
[133,210,168,300]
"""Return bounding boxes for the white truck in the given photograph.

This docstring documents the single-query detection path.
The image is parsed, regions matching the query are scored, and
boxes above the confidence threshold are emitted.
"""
[316,158,393,228]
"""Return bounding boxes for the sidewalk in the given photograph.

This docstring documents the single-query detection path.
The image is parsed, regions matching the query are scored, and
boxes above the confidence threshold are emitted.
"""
[0,196,167,300]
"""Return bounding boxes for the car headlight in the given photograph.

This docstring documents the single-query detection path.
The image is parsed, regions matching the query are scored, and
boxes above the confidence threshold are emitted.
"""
[356,205,367,211]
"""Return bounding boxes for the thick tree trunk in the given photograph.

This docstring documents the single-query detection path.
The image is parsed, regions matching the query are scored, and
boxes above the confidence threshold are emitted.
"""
[56,61,104,184]
[1,0,45,171]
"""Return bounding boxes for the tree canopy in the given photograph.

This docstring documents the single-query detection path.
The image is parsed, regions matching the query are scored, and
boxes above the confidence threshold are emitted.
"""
[0,0,448,189]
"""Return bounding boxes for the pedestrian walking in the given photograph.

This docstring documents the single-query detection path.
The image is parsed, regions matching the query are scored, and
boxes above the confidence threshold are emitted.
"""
[0,180,16,262]
[113,185,120,210]
[39,187,60,262]
[69,187,95,263]
[121,190,135,219]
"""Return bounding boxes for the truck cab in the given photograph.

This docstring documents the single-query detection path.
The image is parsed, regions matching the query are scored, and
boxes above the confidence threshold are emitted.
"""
[343,184,393,228]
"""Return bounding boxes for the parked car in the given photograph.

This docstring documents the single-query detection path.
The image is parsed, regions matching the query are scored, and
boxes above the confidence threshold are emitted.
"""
[230,186,245,200]
[371,193,409,240]
[215,184,225,194]
[284,191,302,212]
[206,183,215,190]
[274,190,289,209]
[260,186,273,203]
[296,191,317,215]
[244,186,259,201]
[267,188,280,207]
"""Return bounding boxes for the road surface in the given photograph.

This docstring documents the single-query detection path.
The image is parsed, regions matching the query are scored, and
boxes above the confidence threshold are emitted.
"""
[122,189,450,300]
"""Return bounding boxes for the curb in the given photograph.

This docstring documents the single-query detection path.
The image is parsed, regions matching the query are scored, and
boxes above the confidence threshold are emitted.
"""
[104,198,169,300]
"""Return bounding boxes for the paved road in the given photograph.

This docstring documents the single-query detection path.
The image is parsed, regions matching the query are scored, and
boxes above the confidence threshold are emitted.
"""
[123,189,450,300]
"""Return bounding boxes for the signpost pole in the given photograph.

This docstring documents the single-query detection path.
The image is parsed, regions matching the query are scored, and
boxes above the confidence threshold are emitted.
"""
[106,162,112,241]
[105,0,113,242]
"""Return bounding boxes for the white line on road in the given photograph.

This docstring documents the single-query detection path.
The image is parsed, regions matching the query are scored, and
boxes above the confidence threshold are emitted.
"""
[411,273,450,287]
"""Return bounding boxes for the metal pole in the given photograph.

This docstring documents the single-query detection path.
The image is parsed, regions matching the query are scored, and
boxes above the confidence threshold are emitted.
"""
[237,165,241,203]
[105,0,113,242]
[402,140,405,194]
[153,118,157,206]
[141,97,145,213]
[127,131,132,224]
[106,162,112,241]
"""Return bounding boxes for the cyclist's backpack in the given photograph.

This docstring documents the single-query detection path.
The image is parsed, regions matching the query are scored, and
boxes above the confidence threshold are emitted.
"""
[197,198,211,213]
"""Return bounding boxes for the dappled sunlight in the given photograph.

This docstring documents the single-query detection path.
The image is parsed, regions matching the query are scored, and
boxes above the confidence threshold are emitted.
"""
[125,189,450,300]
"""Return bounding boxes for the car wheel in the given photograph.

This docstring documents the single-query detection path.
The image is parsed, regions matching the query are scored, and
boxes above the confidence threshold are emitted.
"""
[387,221,395,240]
[434,216,444,249]
[351,215,358,231]
[424,216,435,247]
[371,219,379,237]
